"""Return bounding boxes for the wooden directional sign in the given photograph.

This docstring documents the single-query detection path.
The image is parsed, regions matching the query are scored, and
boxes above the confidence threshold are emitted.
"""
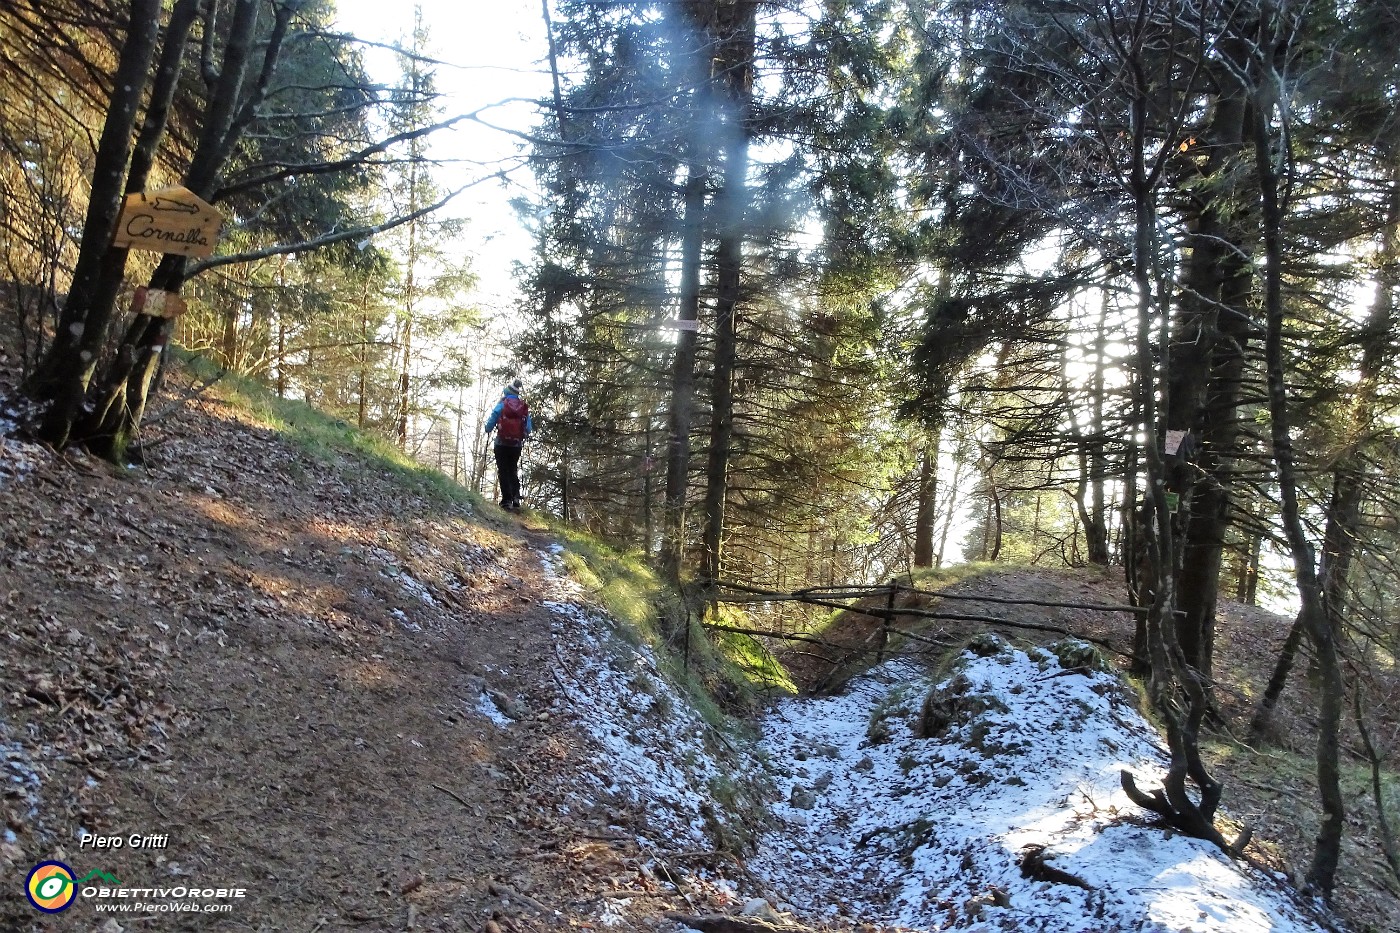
[113,185,223,258]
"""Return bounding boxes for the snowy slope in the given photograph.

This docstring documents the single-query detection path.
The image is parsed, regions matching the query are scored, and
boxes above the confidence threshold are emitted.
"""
[536,547,1333,932]
[750,640,1331,932]
[538,546,759,853]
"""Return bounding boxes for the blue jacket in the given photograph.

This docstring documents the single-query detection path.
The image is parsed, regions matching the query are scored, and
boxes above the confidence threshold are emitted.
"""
[484,389,533,443]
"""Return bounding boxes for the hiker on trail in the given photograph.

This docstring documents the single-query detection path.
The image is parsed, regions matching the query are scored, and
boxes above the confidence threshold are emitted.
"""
[484,378,532,511]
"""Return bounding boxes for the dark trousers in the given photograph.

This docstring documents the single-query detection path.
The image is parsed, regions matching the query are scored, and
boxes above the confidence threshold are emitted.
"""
[494,443,523,505]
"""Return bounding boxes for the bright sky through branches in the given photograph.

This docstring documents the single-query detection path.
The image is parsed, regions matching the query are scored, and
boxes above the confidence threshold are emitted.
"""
[331,0,552,308]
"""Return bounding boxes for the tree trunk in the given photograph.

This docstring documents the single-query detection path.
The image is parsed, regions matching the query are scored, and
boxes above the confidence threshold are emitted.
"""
[642,420,655,558]
[454,387,464,483]
[698,1,756,586]
[913,431,939,568]
[1115,56,1239,855]
[1234,501,1262,605]
[1166,79,1253,679]
[1250,49,1344,897]
[1085,292,1111,565]
[398,180,419,450]
[1319,166,1399,620]
[358,310,370,429]
[661,163,708,579]
[561,441,572,521]
[221,305,240,369]
[397,311,412,449]
[935,452,964,568]
[82,0,292,461]
[275,313,287,397]
[24,0,163,445]
[1251,160,1399,744]
[986,481,1002,562]
[1243,531,1261,605]
[701,203,742,583]
[1249,616,1305,739]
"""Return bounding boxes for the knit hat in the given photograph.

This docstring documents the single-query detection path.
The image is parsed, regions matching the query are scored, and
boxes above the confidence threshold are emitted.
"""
[508,377,524,393]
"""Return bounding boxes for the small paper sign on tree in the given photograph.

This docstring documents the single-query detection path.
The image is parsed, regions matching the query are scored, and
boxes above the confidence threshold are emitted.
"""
[130,286,187,320]
[113,185,223,258]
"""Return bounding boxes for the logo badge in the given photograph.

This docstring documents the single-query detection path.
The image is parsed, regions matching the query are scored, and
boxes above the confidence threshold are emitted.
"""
[26,861,76,913]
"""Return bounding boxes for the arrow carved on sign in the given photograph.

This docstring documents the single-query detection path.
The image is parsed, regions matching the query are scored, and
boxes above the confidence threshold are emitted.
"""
[151,197,200,214]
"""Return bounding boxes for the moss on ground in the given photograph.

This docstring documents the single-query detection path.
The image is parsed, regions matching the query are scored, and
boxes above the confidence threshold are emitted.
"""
[527,518,784,727]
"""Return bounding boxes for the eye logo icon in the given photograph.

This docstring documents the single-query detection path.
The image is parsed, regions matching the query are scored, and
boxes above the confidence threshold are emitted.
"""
[26,861,76,913]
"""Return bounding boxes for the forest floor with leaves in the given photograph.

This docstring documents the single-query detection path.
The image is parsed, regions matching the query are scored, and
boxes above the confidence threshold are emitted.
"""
[0,372,782,932]
[0,356,1397,933]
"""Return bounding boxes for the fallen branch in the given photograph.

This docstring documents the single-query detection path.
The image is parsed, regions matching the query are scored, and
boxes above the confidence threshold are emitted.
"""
[714,578,1147,615]
[487,881,549,914]
[886,626,956,649]
[831,606,1124,654]
[712,612,1121,658]
[710,581,1130,658]
[1019,843,1094,890]
[701,621,844,651]
[907,588,1146,615]
[431,782,473,812]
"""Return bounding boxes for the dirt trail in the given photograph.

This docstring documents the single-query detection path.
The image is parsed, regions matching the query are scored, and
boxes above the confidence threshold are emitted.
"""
[0,398,733,931]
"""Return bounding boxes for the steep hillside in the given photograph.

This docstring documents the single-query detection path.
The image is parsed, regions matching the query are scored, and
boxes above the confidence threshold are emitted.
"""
[0,359,1395,933]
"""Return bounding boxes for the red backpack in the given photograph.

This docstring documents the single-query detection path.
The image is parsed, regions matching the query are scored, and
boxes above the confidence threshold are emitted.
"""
[498,396,528,445]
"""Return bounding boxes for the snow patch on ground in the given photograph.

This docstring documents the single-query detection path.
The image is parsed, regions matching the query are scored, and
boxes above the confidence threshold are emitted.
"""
[397,572,437,606]
[537,548,748,851]
[1,732,43,822]
[0,405,47,490]
[1,718,44,869]
[365,546,439,608]
[473,691,514,727]
[750,640,1328,932]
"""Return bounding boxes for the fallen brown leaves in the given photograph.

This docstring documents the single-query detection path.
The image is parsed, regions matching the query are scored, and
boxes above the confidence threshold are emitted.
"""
[0,386,767,932]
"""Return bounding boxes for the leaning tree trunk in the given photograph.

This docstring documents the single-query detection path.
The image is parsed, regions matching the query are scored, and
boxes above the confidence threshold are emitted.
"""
[1250,38,1345,897]
[1252,165,1399,741]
